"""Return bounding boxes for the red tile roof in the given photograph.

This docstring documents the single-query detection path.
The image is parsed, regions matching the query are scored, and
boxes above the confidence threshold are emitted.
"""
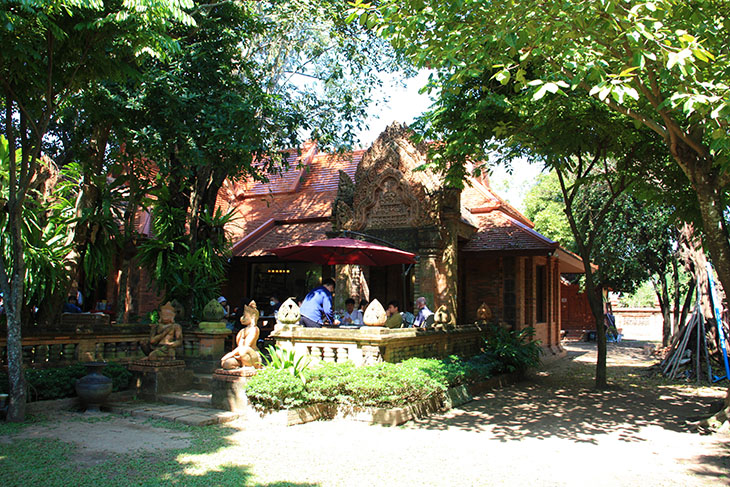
[461,210,558,253]
[223,148,363,244]
[222,142,554,256]
[234,221,331,257]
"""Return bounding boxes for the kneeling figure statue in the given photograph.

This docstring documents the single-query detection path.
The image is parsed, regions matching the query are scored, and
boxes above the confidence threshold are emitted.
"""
[220,301,262,370]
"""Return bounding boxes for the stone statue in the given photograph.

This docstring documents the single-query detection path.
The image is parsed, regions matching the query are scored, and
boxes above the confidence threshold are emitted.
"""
[363,299,387,326]
[147,302,183,360]
[220,301,262,369]
[275,298,300,330]
[476,302,493,323]
[202,298,226,322]
[433,305,455,330]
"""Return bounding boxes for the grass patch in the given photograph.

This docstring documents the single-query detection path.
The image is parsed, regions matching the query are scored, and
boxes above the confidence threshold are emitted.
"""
[0,419,316,487]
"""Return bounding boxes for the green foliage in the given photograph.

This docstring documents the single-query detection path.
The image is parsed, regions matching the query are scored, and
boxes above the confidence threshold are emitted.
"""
[0,136,72,307]
[244,367,309,410]
[619,281,658,308]
[524,171,577,252]
[339,362,443,407]
[247,352,507,410]
[483,325,542,373]
[262,345,311,384]
[0,362,132,402]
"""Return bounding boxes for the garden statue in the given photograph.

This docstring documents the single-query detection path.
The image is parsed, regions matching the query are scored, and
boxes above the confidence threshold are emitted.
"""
[476,302,492,323]
[275,298,300,330]
[202,298,226,322]
[433,305,455,330]
[220,300,262,369]
[363,299,387,326]
[147,302,183,360]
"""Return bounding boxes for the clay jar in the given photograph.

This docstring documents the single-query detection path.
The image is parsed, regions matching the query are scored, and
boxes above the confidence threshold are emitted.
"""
[75,362,113,412]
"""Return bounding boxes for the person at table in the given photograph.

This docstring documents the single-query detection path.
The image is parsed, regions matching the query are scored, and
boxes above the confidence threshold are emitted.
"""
[341,298,362,325]
[217,296,230,318]
[359,298,368,315]
[268,295,281,317]
[413,296,434,328]
[299,278,340,328]
[384,300,403,329]
[63,295,82,313]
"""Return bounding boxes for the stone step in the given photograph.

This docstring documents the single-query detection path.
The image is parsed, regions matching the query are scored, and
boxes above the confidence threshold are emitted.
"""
[192,373,213,390]
[158,390,213,409]
[109,401,239,426]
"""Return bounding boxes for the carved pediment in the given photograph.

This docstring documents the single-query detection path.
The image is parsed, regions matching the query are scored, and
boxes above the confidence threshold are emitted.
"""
[354,169,421,230]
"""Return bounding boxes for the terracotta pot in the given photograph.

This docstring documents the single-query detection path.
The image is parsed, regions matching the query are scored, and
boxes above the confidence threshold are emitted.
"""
[75,362,113,412]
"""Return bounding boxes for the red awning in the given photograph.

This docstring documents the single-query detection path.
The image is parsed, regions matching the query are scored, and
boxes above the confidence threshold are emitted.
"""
[267,237,416,266]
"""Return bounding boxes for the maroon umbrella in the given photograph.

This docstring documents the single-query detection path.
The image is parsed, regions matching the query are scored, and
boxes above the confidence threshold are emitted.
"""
[267,237,416,266]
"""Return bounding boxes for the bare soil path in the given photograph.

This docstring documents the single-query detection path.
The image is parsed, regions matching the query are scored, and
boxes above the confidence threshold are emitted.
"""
[2,339,729,486]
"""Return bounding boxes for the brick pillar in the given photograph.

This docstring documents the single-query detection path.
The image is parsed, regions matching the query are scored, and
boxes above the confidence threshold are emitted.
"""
[415,251,438,312]
[546,253,556,347]
[515,257,526,328]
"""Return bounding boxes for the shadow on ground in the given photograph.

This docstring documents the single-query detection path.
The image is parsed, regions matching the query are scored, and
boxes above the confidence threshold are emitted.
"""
[411,341,725,446]
[0,420,320,487]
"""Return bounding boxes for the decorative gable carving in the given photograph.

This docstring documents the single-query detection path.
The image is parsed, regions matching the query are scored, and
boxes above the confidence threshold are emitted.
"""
[332,122,447,233]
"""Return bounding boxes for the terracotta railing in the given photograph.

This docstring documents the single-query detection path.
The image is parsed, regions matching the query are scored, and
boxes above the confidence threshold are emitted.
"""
[0,326,232,368]
[271,324,489,366]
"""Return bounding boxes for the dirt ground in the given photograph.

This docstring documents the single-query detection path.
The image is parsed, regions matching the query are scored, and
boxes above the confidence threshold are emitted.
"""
[4,339,730,486]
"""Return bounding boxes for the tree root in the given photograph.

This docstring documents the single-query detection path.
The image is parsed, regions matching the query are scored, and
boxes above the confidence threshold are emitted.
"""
[697,387,730,434]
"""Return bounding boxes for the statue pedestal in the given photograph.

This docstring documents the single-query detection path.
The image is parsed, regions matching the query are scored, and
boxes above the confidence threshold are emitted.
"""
[182,329,233,374]
[128,360,193,400]
[211,367,259,412]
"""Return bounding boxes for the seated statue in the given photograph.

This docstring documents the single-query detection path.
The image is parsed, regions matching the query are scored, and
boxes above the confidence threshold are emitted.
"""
[220,301,262,369]
[147,302,183,360]
[433,304,455,330]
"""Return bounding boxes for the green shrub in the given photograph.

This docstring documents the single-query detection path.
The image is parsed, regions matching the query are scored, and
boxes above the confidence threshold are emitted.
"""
[400,356,469,387]
[304,361,356,403]
[244,367,308,410]
[244,341,526,411]
[0,362,132,402]
[342,362,443,407]
[483,324,542,372]
[102,362,133,392]
[262,345,311,384]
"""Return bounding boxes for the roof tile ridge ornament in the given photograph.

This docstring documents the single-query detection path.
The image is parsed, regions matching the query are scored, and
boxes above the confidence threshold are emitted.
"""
[464,172,537,228]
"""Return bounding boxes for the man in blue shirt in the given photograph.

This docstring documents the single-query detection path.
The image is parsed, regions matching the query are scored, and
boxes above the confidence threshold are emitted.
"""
[299,278,339,327]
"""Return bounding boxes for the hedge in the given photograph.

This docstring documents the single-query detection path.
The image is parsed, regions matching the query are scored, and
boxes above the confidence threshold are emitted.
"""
[0,362,132,402]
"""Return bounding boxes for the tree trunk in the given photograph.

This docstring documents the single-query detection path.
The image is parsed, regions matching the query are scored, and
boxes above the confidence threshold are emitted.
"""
[672,256,681,336]
[583,269,607,388]
[655,273,672,348]
[2,96,27,421]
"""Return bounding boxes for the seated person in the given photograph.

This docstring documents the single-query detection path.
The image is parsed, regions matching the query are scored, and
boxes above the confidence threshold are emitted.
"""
[341,298,363,325]
[269,296,281,317]
[413,296,434,328]
[217,296,230,318]
[63,296,82,313]
[401,311,415,328]
[384,300,403,329]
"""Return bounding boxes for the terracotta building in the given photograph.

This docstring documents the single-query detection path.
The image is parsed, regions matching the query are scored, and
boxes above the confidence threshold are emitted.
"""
[216,124,584,353]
